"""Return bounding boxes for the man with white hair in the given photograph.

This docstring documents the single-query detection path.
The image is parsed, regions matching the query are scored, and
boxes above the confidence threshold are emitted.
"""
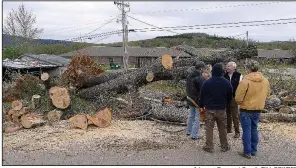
[223,61,243,138]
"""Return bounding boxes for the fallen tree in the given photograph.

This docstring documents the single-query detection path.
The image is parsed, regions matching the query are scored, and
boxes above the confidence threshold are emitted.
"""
[78,57,201,100]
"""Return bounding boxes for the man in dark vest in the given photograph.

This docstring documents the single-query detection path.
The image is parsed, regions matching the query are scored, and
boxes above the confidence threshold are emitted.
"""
[224,61,243,138]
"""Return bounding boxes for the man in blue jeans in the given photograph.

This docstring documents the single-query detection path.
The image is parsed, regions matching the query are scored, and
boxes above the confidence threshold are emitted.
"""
[235,60,270,159]
[186,61,207,140]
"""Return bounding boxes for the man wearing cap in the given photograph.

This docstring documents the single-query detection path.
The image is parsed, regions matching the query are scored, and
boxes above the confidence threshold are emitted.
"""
[199,63,233,153]
[235,60,270,159]
[224,61,243,138]
[185,61,207,140]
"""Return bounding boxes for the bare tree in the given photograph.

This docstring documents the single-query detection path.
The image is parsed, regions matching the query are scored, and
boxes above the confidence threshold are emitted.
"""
[4,4,43,44]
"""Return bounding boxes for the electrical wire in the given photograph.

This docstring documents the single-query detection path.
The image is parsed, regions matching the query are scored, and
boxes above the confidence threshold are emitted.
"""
[47,15,120,33]
[131,1,288,15]
[132,21,296,32]
[130,17,296,31]
[127,15,180,35]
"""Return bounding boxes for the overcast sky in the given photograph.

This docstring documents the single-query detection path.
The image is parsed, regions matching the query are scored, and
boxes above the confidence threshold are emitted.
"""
[3,1,296,44]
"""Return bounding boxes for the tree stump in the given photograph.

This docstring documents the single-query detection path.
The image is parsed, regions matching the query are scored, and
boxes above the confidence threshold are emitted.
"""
[49,87,71,109]
[31,95,41,109]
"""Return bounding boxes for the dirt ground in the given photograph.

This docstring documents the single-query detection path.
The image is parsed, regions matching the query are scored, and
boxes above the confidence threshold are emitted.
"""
[3,120,296,165]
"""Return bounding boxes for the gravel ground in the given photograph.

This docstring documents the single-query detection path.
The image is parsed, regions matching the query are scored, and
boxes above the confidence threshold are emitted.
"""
[3,120,296,165]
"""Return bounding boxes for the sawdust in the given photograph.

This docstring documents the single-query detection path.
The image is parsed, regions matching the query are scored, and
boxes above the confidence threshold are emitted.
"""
[3,120,183,153]
[3,120,296,154]
[259,122,296,140]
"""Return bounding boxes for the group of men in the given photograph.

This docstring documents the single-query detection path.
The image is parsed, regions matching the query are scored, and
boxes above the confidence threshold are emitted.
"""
[185,60,270,159]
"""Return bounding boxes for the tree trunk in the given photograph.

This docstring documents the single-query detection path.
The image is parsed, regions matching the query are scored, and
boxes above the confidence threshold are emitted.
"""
[76,69,136,89]
[260,113,296,122]
[78,57,199,100]
[31,95,41,109]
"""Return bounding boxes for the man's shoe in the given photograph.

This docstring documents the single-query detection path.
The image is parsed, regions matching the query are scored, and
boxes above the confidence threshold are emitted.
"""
[202,147,213,153]
[238,151,251,159]
[227,130,232,133]
[234,133,240,138]
[186,133,190,136]
[191,136,203,140]
[251,153,257,156]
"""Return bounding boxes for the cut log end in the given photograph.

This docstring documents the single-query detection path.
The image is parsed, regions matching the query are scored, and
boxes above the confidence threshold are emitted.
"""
[69,114,88,130]
[21,114,45,129]
[49,87,71,109]
[41,72,49,81]
[12,100,23,111]
[47,110,63,123]
[146,72,154,82]
[161,54,173,70]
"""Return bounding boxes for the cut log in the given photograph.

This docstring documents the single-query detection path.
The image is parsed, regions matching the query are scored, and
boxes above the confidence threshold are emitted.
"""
[47,110,63,123]
[49,87,71,109]
[5,125,23,133]
[150,103,188,123]
[78,56,199,100]
[31,95,41,109]
[68,114,88,130]
[161,54,173,70]
[260,113,296,122]
[7,109,17,122]
[21,114,45,129]
[19,107,31,116]
[41,72,49,81]
[86,107,112,128]
[12,100,23,111]
[11,110,21,126]
[146,72,154,82]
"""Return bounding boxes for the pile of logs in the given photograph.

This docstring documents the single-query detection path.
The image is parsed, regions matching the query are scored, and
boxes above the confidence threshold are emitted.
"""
[4,100,45,133]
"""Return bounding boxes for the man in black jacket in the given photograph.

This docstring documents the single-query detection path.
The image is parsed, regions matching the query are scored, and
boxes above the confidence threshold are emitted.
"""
[186,61,206,140]
[224,61,243,138]
[199,63,233,153]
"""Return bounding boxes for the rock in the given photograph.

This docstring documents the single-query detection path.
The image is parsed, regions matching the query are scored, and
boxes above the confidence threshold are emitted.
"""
[266,95,281,109]
[279,107,293,114]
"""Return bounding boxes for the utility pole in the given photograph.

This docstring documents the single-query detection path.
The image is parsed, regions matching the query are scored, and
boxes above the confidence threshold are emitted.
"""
[246,31,249,46]
[114,1,130,69]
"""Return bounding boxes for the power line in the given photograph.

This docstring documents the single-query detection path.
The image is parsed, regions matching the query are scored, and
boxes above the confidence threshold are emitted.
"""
[130,17,296,32]
[42,16,120,37]
[82,17,118,37]
[131,21,296,33]
[127,15,180,35]
[131,1,287,15]
[47,15,120,33]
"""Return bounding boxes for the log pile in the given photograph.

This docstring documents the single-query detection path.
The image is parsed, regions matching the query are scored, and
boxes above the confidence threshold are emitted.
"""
[3,100,45,133]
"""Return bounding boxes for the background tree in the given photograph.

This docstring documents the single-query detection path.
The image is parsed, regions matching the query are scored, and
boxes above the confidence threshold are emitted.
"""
[3,4,43,58]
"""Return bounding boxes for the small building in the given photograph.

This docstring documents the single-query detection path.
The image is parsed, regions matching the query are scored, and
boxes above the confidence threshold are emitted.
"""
[59,46,192,68]
[3,54,70,80]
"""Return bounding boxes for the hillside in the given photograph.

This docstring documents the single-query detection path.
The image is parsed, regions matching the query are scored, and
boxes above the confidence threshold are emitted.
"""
[101,33,296,50]
[3,33,296,59]
[2,34,94,59]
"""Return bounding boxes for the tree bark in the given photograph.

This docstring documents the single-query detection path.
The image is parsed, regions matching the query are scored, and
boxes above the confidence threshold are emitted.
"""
[78,57,199,100]
[260,113,296,122]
